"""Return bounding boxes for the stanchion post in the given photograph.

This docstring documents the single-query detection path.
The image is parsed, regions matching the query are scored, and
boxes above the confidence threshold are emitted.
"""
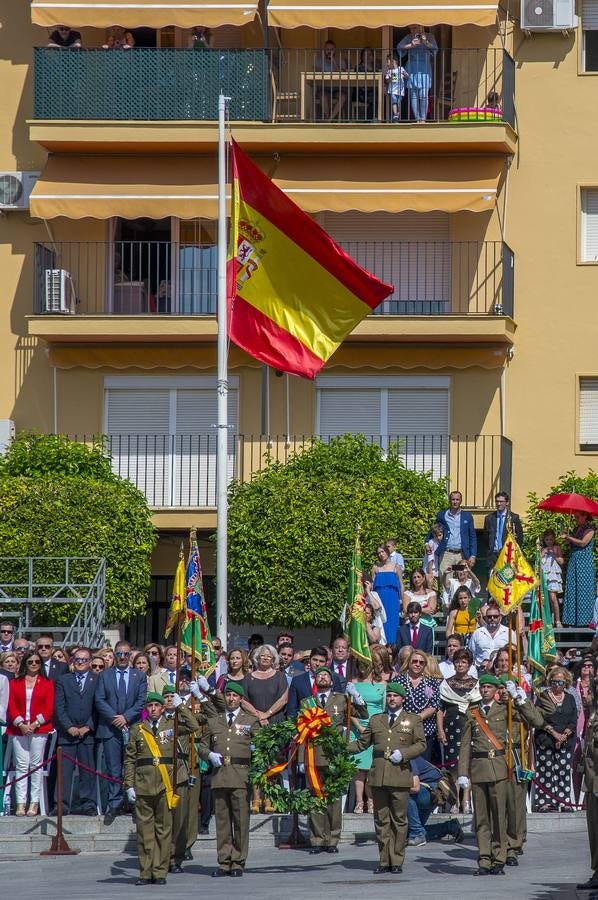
[41,747,80,857]
[278,755,307,850]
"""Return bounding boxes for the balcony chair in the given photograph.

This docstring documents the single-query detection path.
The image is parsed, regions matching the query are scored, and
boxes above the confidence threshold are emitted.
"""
[271,70,299,121]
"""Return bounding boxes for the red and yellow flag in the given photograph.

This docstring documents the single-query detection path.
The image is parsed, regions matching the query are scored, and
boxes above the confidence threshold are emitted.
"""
[487,532,538,614]
[227,141,394,379]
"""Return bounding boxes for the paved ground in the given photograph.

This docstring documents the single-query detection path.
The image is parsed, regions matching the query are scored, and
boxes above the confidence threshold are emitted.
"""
[0,831,593,900]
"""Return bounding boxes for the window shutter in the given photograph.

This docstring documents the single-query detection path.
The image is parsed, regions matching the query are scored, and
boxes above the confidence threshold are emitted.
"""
[318,389,381,440]
[581,189,598,261]
[387,388,449,479]
[579,378,598,449]
[583,0,598,28]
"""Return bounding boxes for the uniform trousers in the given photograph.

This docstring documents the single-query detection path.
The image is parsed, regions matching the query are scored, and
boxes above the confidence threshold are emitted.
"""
[213,786,250,871]
[186,775,201,849]
[170,783,189,864]
[370,785,409,867]
[135,791,172,880]
[587,790,598,877]
[472,779,508,868]
[506,778,527,857]
[309,798,342,848]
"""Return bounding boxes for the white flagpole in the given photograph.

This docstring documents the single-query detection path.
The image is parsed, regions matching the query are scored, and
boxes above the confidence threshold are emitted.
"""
[216,92,230,645]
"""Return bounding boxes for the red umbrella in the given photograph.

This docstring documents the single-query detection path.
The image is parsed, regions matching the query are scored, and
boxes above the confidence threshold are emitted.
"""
[537,492,598,516]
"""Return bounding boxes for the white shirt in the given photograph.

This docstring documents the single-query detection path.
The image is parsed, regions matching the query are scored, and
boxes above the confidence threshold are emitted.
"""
[439,659,478,679]
[226,707,241,724]
[468,624,514,667]
[0,672,8,724]
[389,550,405,573]
[317,690,331,706]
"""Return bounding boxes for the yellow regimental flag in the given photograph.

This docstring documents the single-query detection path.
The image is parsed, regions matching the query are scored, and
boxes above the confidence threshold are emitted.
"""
[487,533,538,614]
[164,556,187,640]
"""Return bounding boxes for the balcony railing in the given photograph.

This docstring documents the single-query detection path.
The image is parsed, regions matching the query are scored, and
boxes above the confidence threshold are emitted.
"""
[34,240,514,318]
[33,47,515,128]
[68,433,512,511]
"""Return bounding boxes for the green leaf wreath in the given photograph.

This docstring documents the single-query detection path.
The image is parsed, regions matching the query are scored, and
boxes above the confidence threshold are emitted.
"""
[250,718,357,814]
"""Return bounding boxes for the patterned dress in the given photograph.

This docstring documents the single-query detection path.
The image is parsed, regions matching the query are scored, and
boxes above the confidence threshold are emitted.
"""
[349,680,387,770]
[563,524,596,626]
[439,675,479,771]
[395,673,441,759]
[534,691,578,810]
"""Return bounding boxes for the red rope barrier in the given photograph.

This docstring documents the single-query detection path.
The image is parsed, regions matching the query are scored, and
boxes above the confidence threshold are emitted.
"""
[0,753,56,791]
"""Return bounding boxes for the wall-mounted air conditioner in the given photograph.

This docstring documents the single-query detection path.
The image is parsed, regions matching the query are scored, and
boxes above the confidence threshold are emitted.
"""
[45,269,75,314]
[521,0,576,29]
[0,172,40,210]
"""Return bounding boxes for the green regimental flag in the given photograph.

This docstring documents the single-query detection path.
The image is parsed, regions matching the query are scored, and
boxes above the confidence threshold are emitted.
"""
[528,547,557,687]
[344,532,372,665]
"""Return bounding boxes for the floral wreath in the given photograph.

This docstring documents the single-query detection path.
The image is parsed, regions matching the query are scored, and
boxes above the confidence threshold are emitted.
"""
[250,701,357,814]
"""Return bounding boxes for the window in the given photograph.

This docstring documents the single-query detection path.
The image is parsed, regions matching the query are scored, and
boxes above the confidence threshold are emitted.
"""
[316,375,450,479]
[579,377,598,451]
[582,0,598,72]
[104,377,238,506]
[580,189,598,261]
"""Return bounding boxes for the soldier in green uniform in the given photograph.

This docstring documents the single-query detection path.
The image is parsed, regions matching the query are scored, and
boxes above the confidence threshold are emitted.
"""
[348,681,426,875]
[199,682,260,878]
[457,673,540,876]
[124,691,200,886]
[577,683,598,892]
[299,666,367,855]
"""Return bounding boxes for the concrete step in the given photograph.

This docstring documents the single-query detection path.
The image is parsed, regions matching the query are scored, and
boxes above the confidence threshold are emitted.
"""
[0,810,586,860]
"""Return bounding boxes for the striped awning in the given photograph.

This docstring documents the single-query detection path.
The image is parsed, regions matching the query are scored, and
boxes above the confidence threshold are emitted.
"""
[31,0,258,28]
[267,0,499,28]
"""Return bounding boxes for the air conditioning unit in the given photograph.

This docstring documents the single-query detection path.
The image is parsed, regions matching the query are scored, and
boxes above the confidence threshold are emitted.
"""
[0,171,40,210]
[45,269,75,314]
[521,0,576,30]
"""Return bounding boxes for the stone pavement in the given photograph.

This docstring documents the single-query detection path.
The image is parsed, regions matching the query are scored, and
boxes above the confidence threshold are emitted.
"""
[0,830,591,900]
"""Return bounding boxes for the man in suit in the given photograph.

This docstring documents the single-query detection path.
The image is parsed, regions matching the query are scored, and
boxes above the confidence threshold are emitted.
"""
[199,682,260,878]
[348,682,426,874]
[148,645,180,695]
[330,637,350,690]
[95,639,147,824]
[36,634,69,680]
[300,667,367,855]
[286,646,342,719]
[429,490,477,580]
[484,491,524,574]
[279,643,304,685]
[54,645,100,815]
[395,602,434,655]
[0,621,15,653]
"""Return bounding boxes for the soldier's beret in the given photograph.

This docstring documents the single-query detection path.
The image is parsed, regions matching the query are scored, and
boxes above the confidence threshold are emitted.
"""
[386,682,407,697]
[314,666,333,678]
[145,691,165,704]
[479,674,501,687]
[224,681,245,697]
[161,684,176,695]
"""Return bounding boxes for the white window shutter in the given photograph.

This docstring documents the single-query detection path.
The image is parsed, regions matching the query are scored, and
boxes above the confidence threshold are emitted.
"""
[583,0,598,28]
[582,189,598,261]
[387,388,450,480]
[318,389,382,440]
[579,378,598,448]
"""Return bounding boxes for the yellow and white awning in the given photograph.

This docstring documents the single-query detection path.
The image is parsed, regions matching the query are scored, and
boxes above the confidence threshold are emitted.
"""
[31,0,258,29]
[267,0,499,29]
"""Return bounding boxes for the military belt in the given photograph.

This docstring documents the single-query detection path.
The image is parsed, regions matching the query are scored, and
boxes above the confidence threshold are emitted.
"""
[136,757,174,766]
[373,751,401,759]
[472,749,505,759]
[222,757,249,765]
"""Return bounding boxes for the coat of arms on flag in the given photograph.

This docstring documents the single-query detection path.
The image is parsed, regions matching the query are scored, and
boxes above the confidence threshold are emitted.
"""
[487,532,538,613]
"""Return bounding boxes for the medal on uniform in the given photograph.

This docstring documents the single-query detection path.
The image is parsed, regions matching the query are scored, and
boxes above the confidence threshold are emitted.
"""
[384,749,391,759]
[224,755,232,766]
[153,757,161,767]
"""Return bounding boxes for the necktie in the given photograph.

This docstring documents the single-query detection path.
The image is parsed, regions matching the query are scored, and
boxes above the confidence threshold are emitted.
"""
[151,720,158,736]
[117,669,127,709]
[338,663,344,678]
[497,514,504,549]
[319,693,327,707]
[311,677,318,696]
[389,712,396,728]
[228,713,234,727]
[412,627,419,648]
[482,704,490,717]
[76,673,84,693]
[169,671,175,684]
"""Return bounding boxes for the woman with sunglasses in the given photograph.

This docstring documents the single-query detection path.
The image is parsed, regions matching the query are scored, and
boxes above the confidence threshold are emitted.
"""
[7,649,55,816]
[394,648,441,760]
[534,665,578,812]
[90,655,106,673]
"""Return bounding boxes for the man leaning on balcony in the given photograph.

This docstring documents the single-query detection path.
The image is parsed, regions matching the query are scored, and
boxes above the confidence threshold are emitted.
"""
[428,490,477,581]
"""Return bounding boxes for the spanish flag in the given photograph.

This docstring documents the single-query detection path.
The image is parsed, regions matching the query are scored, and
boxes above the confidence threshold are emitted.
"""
[227,141,394,379]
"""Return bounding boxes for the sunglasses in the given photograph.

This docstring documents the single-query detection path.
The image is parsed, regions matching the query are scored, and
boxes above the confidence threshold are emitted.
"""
[91,663,105,670]
[115,651,131,657]
[486,615,501,620]
[0,629,14,634]
[73,657,90,664]
[14,646,28,653]
[550,680,566,686]
[411,659,425,665]
[37,644,52,649]
[148,650,160,655]
[27,658,41,665]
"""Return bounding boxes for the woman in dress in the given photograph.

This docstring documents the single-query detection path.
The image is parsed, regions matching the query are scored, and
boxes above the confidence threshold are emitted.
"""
[348,660,386,813]
[363,576,387,645]
[562,511,596,626]
[371,545,403,646]
[216,648,249,692]
[243,644,289,813]
[395,648,441,760]
[445,586,479,641]
[541,529,564,627]
[402,567,438,628]
[437,648,480,813]
[534,665,578,811]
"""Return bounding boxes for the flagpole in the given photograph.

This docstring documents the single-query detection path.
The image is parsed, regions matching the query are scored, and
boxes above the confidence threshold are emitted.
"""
[216,92,230,646]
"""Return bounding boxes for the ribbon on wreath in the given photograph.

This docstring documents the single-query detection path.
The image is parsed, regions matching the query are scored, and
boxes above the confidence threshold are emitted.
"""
[264,701,331,800]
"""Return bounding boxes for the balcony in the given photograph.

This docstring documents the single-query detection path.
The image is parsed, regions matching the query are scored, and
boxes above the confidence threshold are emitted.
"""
[30,47,516,155]
[28,239,515,344]
[69,433,512,513]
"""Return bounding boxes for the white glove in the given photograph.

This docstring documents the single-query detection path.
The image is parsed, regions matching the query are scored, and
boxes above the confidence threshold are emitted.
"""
[195,675,211,693]
[594,790,598,798]
[126,787,136,803]
[389,749,403,764]
[208,751,223,768]
[515,686,527,705]
[189,680,203,699]
[457,776,470,789]
[503,680,518,699]
[346,683,364,705]
[298,762,306,774]
[170,692,183,708]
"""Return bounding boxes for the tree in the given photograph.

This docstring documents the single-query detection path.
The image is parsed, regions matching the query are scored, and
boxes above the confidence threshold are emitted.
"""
[525,469,598,566]
[0,433,156,625]
[227,434,447,628]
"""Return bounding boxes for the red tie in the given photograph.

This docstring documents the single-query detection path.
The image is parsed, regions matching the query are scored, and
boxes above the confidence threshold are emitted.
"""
[412,627,418,648]
[311,676,318,695]
[338,664,344,678]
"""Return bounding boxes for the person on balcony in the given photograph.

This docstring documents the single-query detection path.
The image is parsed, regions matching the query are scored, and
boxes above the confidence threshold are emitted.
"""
[47,25,82,49]
[397,25,437,123]
[189,26,213,50]
[315,41,346,121]
[385,54,409,122]
[103,26,135,49]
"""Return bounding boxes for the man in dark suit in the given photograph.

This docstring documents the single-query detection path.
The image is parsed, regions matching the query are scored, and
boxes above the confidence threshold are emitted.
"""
[95,639,147,824]
[428,490,477,580]
[395,602,434,655]
[36,634,69,680]
[286,647,342,719]
[54,646,100,815]
[0,621,15,653]
[484,491,524,574]
[330,637,350,691]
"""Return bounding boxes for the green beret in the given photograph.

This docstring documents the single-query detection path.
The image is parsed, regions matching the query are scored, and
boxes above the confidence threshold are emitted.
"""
[145,691,165,705]
[497,674,511,685]
[162,684,176,695]
[386,682,407,697]
[479,674,501,687]
[314,666,333,678]
[224,681,245,697]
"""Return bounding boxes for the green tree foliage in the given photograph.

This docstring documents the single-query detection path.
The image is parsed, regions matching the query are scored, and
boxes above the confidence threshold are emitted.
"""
[0,433,156,625]
[228,435,447,627]
[525,469,598,567]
